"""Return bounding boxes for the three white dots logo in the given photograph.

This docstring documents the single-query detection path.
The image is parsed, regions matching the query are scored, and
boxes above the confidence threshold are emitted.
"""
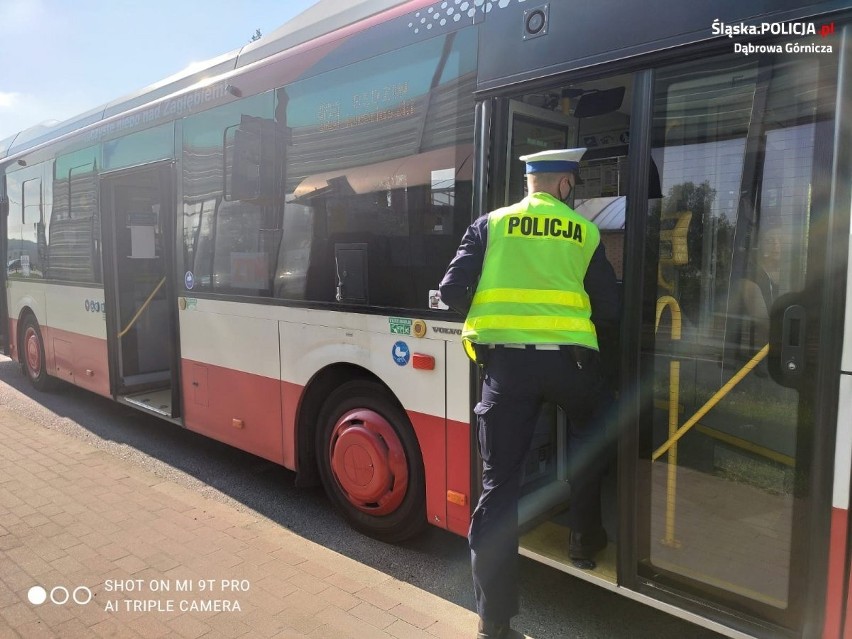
[28,585,92,606]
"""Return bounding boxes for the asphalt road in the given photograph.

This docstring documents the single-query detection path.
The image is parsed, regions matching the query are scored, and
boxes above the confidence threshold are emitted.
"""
[0,357,725,639]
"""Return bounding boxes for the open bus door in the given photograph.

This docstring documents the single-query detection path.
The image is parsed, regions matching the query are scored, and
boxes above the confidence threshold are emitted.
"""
[100,162,180,420]
[478,93,626,581]
[503,100,593,541]
[487,43,845,637]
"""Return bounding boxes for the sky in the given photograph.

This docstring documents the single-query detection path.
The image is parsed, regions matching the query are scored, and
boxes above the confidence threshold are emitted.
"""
[0,0,318,142]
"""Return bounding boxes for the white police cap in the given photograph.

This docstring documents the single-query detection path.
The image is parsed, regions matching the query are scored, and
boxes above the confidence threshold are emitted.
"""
[519,147,587,174]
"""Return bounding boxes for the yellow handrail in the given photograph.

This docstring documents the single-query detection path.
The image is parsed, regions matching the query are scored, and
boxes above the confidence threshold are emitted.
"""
[117,277,166,338]
[652,344,769,462]
[655,296,682,547]
[652,294,771,546]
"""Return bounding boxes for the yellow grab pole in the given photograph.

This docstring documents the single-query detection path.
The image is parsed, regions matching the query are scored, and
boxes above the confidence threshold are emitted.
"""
[655,296,682,547]
[662,357,681,547]
[118,277,166,338]
[655,296,682,340]
[652,344,770,462]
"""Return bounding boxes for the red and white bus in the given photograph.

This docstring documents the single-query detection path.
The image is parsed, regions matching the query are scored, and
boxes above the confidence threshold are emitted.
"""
[2,1,851,637]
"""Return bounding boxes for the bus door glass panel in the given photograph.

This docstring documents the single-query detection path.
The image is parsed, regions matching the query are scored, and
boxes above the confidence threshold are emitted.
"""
[638,51,834,628]
[107,167,171,381]
[505,102,575,206]
[102,124,174,172]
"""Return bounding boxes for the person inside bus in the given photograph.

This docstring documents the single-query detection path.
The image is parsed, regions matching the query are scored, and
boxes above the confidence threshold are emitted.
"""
[439,148,620,639]
[730,224,783,364]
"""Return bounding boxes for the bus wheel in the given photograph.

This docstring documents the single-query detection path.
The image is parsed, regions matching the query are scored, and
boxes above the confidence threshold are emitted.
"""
[21,317,53,391]
[316,380,426,542]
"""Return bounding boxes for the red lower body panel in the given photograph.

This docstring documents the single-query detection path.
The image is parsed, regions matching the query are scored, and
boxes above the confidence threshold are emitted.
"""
[446,417,472,536]
[9,318,111,397]
[408,411,447,531]
[181,359,284,465]
[186,364,471,535]
[281,381,302,470]
[379,410,470,536]
[824,507,850,639]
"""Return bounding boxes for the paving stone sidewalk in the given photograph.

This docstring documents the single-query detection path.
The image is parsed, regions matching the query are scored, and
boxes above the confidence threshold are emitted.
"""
[0,406,482,639]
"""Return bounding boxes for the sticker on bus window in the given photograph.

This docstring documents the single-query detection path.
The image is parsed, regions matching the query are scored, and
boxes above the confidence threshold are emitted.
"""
[185,271,195,290]
[392,341,410,366]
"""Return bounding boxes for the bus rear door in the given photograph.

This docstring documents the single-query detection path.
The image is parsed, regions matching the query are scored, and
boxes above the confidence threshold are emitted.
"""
[100,162,180,420]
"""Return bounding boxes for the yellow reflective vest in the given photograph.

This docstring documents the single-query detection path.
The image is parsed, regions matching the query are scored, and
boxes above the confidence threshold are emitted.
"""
[462,192,600,361]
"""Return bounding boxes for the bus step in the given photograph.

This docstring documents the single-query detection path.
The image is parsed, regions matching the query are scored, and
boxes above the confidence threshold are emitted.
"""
[120,390,172,417]
[519,520,617,586]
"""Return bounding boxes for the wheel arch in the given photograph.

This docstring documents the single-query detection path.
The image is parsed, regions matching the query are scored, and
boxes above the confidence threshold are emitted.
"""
[295,363,398,487]
[15,305,40,364]
[17,306,56,391]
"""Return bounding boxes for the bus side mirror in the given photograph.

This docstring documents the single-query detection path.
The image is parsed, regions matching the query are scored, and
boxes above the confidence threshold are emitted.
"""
[225,120,262,201]
[224,116,285,202]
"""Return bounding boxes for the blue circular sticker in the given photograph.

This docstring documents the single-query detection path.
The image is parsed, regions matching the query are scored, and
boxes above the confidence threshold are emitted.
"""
[184,271,195,290]
[392,341,410,366]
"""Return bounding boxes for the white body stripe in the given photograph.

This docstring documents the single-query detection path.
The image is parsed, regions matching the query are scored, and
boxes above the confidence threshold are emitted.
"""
[8,280,107,338]
[179,299,459,417]
[279,320,446,415]
[179,299,283,379]
[833,374,852,510]
[446,335,472,423]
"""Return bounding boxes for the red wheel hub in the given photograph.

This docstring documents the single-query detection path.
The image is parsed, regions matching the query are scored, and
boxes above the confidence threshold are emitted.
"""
[329,409,409,516]
[24,327,42,378]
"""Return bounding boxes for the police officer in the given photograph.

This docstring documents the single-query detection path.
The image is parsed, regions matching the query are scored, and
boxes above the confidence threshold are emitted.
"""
[439,148,619,639]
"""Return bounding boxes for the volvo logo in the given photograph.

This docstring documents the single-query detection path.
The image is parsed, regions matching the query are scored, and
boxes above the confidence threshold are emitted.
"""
[432,326,462,335]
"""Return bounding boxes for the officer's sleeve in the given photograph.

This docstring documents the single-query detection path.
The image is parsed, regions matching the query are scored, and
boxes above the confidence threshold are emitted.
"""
[584,243,620,325]
[439,216,487,316]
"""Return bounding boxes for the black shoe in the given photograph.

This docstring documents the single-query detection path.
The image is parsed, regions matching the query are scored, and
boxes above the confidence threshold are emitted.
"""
[569,527,608,569]
[477,619,524,639]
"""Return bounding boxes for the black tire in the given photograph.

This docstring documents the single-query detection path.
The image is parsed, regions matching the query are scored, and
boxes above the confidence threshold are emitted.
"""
[316,380,426,543]
[20,316,54,391]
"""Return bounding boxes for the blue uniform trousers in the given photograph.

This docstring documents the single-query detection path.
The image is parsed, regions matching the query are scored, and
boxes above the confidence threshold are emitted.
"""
[469,345,610,624]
